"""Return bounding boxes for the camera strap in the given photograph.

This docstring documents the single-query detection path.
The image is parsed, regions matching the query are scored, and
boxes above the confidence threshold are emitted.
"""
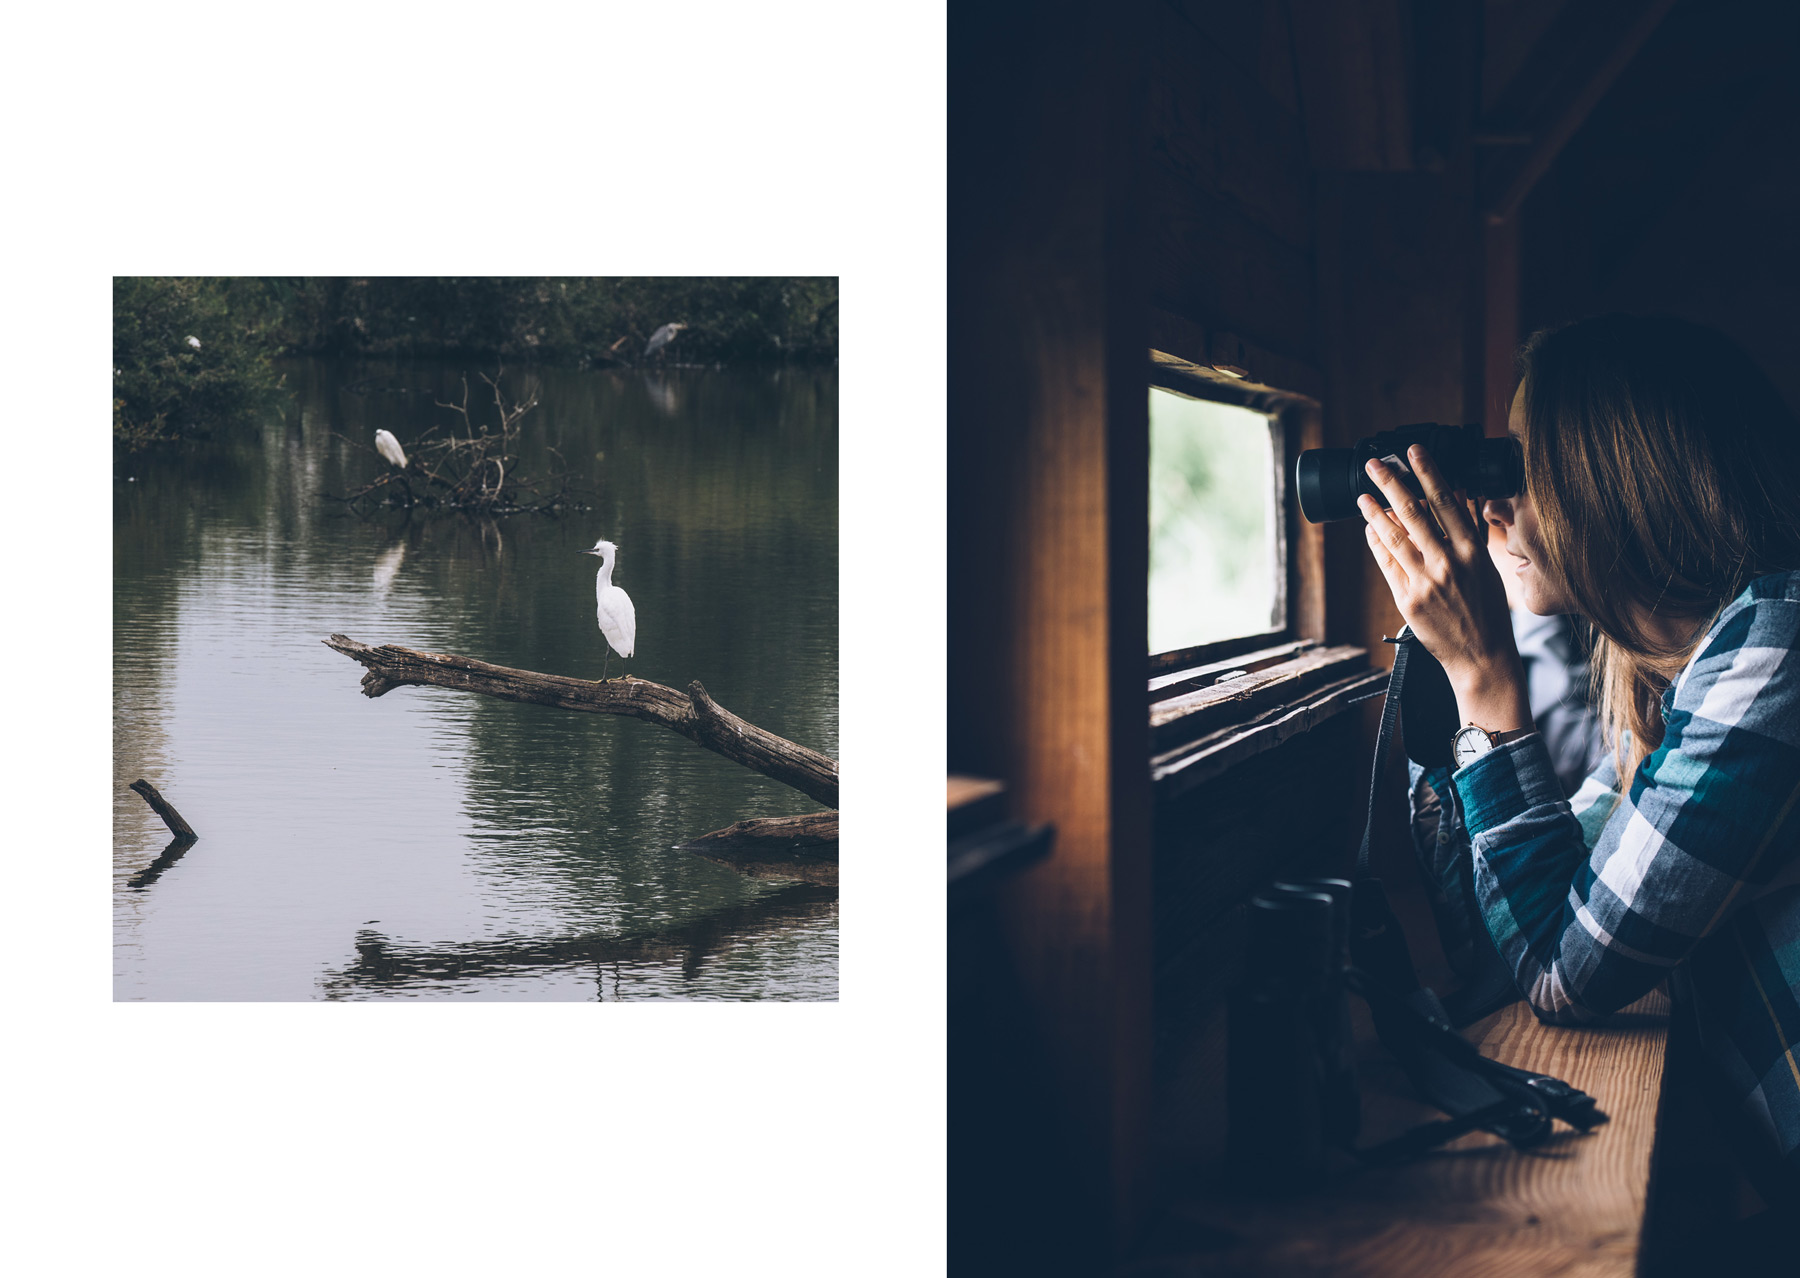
[1347,629,1607,1156]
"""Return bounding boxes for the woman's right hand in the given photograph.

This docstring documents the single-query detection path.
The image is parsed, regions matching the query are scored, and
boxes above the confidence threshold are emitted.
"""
[1359,445,1531,733]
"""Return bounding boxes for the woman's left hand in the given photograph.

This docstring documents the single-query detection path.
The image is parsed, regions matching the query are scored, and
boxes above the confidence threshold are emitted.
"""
[1359,446,1526,717]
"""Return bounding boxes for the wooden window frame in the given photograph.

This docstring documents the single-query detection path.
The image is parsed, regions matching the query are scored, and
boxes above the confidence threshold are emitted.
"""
[1147,350,1378,794]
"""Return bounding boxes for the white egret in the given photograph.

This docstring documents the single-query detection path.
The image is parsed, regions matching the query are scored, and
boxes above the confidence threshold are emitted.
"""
[185,335,202,349]
[644,322,686,361]
[373,429,409,471]
[582,538,637,681]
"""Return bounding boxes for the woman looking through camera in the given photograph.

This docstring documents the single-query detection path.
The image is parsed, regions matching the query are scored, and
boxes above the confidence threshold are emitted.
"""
[1359,314,1800,1212]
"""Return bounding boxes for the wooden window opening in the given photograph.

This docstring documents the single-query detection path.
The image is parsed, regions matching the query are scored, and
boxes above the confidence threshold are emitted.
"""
[1147,350,1382,796]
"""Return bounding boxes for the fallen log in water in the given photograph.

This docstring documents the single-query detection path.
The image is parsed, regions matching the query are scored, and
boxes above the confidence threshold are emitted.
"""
[129,778,197,839]
[323,634,838,808]
[678,812,839,885]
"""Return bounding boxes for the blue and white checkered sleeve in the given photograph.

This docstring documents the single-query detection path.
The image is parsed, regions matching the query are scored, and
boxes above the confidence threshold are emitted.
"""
[1456,591,1800,1023]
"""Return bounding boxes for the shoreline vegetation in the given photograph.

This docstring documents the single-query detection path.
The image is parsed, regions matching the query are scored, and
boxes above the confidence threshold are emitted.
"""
[113,276,838,452]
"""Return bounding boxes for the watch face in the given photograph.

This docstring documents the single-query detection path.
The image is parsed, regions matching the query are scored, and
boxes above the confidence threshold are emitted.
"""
[1452,726,1489,769]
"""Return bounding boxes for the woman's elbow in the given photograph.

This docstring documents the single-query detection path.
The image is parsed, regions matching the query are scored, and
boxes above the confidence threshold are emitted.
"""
[1522,967,1601,1024]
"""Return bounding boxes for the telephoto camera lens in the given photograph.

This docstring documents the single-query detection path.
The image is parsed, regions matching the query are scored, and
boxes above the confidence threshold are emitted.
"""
[1227,889,1335,1192]
[1272,878,1359,1149]
[1294,423,1522,523]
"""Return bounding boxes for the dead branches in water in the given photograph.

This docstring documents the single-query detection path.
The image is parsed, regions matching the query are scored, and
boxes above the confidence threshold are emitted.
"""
[323,634,840,809]
[677,812,839,885]
[333,369,586,517]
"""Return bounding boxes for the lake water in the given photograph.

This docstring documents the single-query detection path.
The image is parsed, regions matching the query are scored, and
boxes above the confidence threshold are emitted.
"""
[113,358,838,1000]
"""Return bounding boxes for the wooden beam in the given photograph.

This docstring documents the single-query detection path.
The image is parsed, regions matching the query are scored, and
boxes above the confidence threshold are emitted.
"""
[1481,0,1679,222]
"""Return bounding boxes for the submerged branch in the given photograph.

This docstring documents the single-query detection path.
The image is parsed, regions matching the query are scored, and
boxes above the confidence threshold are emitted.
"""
[129,778,197,840]
[323,634,839,808]
[679,811,838,885]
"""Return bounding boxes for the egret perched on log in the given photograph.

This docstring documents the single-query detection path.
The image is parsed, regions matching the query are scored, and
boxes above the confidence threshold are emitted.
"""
[644,322,686,361]
[583,538,637,681]
[373,429,409,471]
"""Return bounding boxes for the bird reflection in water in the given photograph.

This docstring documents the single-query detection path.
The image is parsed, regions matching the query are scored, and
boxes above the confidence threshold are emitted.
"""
[643,374,679,417]
[371,541,407,596]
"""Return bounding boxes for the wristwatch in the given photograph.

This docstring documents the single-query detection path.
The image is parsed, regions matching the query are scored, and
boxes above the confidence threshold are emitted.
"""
[1451,723,1530,769]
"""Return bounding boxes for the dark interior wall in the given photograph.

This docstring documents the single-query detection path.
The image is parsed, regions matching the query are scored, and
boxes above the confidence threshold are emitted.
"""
[1148,1,1315,373]
[1519,0,1800,411]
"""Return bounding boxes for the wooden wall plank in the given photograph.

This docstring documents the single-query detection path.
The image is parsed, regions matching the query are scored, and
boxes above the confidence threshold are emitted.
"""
[1287,0,1414,170]
[1150,1,1312,251]
[948,0,1154,1269]
[1147,162,1319,365]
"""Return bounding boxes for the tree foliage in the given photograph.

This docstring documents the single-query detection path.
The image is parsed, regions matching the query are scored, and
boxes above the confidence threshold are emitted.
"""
[112,277,285,451]
[113,277,838,454]
[260,277,838,365]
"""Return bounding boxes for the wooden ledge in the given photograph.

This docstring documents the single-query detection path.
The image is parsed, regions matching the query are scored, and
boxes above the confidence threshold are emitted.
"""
[1134,989,1672,1275]
[1154,662,1383,799]
[1151,645,1368,754]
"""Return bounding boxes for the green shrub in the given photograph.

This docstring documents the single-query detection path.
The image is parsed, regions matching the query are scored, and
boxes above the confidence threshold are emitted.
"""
[113,278,284,451]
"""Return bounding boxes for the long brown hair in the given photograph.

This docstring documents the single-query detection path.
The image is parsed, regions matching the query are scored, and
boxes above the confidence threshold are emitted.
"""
[1517,315,1800,782]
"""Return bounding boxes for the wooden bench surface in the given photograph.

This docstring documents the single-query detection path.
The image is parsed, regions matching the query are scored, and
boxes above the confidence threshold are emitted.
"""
[1130,989,1671,1276]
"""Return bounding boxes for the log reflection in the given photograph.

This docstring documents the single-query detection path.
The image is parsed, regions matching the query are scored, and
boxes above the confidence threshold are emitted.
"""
[320,882,838,997]
[128,834,198,890]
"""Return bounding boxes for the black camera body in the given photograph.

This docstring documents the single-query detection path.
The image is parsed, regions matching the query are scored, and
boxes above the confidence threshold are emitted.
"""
[1295,423,1522,524]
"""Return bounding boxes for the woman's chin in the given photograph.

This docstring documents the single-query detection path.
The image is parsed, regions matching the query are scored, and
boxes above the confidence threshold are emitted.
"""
[1521,583,1578,616]
[1511,563,1574,616]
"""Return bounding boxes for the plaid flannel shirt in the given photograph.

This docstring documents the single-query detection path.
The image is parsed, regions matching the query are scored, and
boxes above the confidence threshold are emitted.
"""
[1444,571,1800,1169]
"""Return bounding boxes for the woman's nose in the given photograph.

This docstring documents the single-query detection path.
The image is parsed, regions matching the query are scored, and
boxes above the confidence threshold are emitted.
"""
[1482,496,1515,528]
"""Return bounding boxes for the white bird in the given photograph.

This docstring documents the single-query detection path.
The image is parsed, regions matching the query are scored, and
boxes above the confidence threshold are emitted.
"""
[644,322,686,361]
[582,538,637,681]
[185,335,202,349]
[373,429,409,471]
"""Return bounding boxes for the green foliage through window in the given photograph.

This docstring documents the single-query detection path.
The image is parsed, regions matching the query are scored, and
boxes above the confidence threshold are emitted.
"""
[1148,389,1281,653]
